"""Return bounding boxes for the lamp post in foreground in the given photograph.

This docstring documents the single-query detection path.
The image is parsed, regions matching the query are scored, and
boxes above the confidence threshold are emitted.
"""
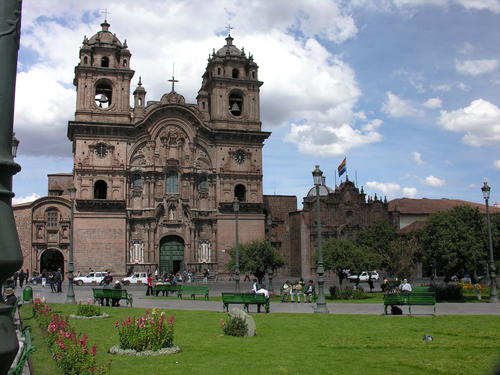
[481,180,498,302]
[66,187,77,303]
[312,165,328,313]
[0,0,24,372]
[233,199,240,293]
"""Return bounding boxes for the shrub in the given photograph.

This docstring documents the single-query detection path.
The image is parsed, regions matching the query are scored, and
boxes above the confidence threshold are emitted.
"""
[221,315,248,337]
[430,284,463,301]
[329,286,366,300]
[76,303,101,317]
[115,310,175,351]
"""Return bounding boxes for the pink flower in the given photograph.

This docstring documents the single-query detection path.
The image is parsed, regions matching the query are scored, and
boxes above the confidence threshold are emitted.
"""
[91,345,97,357]
[168,316,175,325]
[59,342,65,349]
[82,348,88,354]
[114,321,119,328]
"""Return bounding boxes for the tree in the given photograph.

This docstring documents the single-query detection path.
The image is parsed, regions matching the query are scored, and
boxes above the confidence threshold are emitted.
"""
[355,221,398,270]
[226,240,285,284]
[385,236,420,280]
[419,206,487,281]
[323,238,380,286]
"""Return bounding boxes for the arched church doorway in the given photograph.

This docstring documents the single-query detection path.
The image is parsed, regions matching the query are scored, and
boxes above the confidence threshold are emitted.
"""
[159,236,184,276]
[40,248,64,274]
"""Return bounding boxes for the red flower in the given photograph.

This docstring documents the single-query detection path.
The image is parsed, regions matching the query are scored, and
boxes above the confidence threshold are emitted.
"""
[168,316,175,325]
[91,345,97,357]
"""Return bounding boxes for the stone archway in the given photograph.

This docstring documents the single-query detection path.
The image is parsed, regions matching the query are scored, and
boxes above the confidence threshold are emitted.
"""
[40,248,64,274]
[159,236,184,276]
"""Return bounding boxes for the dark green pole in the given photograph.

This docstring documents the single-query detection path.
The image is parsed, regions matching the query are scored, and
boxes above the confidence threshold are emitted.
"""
[0,1,23,373]
[233,199,240,293]
[312,166,328,313]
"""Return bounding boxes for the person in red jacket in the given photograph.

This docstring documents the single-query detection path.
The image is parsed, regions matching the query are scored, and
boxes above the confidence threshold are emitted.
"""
[146,273,153,296]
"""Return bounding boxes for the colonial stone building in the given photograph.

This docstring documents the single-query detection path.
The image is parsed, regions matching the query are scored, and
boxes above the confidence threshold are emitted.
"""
[14,21,269,276]
[265,176,395,278]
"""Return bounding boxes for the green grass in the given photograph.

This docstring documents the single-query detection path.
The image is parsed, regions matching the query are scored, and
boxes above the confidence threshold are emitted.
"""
[21,304,500,375]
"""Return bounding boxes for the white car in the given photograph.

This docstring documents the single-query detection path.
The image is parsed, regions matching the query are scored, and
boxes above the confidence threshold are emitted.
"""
[348,271,379,282]
[121,272,148,285]
[73,272,108,286]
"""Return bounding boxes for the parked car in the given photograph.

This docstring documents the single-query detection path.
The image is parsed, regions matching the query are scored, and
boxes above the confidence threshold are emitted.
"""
[348,271,380,282]
[30,276,43,285]
[121,272,148,285]
[73,271,108,286]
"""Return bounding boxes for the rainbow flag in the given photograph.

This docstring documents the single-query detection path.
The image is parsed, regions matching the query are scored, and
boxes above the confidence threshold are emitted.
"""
[337,158,346,177]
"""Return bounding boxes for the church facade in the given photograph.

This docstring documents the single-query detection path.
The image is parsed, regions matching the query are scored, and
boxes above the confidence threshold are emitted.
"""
[14,21,269,276]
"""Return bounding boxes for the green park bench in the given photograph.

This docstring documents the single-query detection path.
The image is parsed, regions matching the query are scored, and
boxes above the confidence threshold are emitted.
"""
[153,284,181,296]
[8,327,37,375]
[384,292,436,315]
[178,285,209,300]
[222,292,270,313]
[412,286,431,293]
[92,288,133,307]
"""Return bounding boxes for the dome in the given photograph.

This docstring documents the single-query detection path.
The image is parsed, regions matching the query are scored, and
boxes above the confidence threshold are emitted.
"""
[216,35,242,56]
[87,22,123,48]
[307,185,334,197]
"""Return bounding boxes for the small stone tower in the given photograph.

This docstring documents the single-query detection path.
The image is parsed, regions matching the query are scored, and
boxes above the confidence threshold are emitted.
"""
[74,20,134,123]
[197,33,262,131]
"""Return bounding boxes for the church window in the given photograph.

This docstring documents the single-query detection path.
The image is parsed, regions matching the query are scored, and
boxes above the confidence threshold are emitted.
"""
[232,68,239,78]
[217,67,221,75]
[95,81,112,108]
[83,56,88,65]
[138,98,143,106]
[202,101,205,109]
[234,184,246,202]
[123,59,127,67]
[101,56,109,67]
[198,176,208,191]
[229,90,243,117]
[165,171,179,194]
[132,173,142,188]
[252,71,255,79]
[94,180,107,199]
[46,209,59,227]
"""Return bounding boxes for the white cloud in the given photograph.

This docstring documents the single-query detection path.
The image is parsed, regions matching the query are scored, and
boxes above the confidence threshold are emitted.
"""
[350,0,500,14]
[423,98,442,109]
[366,181,417,198]
[439,99,500,146]
[445,160,453,166]
[381,92,423,118]
[412,152,424,165]
[455,59,498,76]
[15,1,369,158]
[432,84,452,92]
[423,175,446,187]
[457,82,471,92]
[13,193,41,205]
[494,160,500,170]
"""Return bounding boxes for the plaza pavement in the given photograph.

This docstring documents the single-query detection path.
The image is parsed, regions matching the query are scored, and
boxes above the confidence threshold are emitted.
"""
[15,279,500,316]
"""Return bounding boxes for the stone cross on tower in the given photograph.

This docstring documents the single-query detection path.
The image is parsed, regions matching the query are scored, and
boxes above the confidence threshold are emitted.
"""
[168,64,179,92]
[101,8,111,22]
[226,24,234,36]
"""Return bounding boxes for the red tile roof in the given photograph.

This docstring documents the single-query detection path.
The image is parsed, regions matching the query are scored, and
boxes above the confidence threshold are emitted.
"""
[388,198,500,215]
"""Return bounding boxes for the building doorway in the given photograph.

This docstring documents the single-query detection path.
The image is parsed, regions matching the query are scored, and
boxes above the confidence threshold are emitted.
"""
[40,248,64,275]
[159,236,184,276]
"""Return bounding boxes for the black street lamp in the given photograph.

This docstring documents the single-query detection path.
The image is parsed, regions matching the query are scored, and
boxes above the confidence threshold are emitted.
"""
[66,187,77,304]
[11,133,19,158]
[0,0,24,372]
[233,199,240,293]
[312,165,328,313]
[481,180,498,302]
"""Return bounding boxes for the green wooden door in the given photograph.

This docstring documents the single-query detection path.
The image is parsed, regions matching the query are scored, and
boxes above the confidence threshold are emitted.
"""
[159,236,184,275]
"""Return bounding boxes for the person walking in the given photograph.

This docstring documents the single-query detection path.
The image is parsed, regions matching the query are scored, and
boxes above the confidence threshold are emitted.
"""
[368,274,374,293]
[48,272,56,293]
[146,273,153,296]
[55,269,63,293]
[18,271,25,288]
[41,271,47,288]
[203,269,209,284]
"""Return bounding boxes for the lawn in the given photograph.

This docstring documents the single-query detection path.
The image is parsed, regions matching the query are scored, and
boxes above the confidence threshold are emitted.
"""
[21,304,500,375]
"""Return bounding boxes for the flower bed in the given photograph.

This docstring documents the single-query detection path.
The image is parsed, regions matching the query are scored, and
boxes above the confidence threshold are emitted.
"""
[113,309,178,355]
[33,299,110,374]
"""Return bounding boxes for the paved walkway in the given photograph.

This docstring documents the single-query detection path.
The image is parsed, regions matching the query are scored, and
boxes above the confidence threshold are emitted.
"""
[17,282,500,316]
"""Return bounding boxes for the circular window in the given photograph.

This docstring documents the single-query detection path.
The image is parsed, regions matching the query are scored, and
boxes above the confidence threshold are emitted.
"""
[95,143,108,158]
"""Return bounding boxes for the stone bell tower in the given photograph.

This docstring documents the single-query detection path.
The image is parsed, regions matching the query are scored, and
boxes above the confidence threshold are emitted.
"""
[73,20,134,124]
[197,33,262,131]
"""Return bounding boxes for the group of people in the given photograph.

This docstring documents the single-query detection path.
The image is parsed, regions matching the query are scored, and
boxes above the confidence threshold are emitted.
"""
[98,274,122,307]
[282,279,316,302]
[12,270,30,288]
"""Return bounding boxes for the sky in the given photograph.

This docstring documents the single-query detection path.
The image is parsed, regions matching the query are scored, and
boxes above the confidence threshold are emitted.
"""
[11,0,500,207]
